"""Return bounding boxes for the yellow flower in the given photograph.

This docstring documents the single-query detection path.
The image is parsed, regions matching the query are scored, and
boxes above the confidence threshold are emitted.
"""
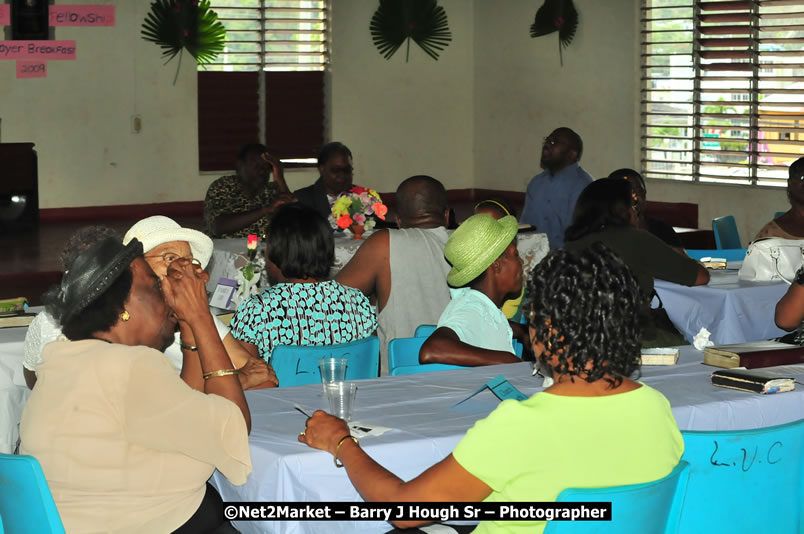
[332,195,352,216]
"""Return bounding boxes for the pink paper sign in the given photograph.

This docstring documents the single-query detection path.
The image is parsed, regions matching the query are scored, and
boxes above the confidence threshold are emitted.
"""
[16,61,47,79]
[0,41,76,60]
[0,4,9,26]
[50,5,115,27]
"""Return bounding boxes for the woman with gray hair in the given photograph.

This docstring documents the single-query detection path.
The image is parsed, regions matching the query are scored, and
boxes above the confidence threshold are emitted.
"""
[23,216,276,390]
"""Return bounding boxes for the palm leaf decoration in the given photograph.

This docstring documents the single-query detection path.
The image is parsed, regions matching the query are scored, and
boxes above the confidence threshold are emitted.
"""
[141,0,226,84]
[370,0,452,62]
[529,0,578,66]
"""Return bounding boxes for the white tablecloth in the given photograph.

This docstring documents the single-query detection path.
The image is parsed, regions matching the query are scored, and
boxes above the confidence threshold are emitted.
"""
[211,348,804,534]
[0,326,30,453]
[655,266,790,345]
[206,231,550,297]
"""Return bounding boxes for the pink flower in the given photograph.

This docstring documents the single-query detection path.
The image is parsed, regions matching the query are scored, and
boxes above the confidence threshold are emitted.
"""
[373,202,388,220]
[336,214,353,229]
[247,234,258,250]
[353,213,366,224]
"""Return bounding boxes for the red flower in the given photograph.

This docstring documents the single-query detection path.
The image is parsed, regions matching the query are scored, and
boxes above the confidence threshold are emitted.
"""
[247,234,258,250]
[336,214,354,229]
[373,202,388,221]
[349,185,368,194]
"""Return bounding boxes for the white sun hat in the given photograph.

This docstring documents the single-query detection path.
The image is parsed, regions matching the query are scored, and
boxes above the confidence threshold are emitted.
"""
[123,215,214,269]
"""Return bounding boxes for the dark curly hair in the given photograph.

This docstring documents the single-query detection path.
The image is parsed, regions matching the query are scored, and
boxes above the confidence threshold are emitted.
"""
[527,243,642,387]
[266,203,334,279]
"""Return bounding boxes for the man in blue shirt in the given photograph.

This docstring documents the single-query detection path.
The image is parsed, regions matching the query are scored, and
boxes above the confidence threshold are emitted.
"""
[520,127,594,248]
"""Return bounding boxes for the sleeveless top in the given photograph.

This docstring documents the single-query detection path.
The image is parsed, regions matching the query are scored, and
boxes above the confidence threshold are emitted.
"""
[377,227,451,375]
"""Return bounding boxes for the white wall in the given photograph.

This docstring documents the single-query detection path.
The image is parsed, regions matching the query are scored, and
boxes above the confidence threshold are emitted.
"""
[473,0,639,191]
[0,0,787,239]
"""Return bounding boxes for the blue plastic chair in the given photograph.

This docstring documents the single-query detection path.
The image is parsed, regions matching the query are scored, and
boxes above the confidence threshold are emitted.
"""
[775,211,785,219]
[685,248,747,262]
[677,419,804,533]
[0,453,65,533]
[388,336,466,375]
[544,461,689,534]
[414,324,437,337]
[388,335,523,376]
[270,336,380,386]
[414,325,524,357]
[712,215,741,249]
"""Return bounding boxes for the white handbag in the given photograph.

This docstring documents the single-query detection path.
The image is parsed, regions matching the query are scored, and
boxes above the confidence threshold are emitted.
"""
[738,238,804,283]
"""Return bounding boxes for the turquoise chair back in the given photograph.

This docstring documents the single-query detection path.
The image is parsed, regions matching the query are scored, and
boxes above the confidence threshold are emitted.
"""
[414,325,524,357]
[270,336,380,386]
[388,336,466,375]
[388,335,523,376]
[677,419,804,533]
[685,248,747,262]
[775,211,785,219]
[712,215,741,249]
[414,324,437,337]
[0,453,65,533]
[544,461,689,534]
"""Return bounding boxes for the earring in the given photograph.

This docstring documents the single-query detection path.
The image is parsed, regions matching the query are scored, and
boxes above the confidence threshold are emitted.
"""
[120,310,131,322]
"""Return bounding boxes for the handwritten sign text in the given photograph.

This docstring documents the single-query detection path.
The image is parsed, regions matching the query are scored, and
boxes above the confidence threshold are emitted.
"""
[0,41,76,60]
[16,61,47,78]
[50,5,115,27]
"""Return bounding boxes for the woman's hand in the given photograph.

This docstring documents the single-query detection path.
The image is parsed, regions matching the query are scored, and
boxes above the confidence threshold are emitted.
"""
[298,410,350,455]
[161,258,210,326]
[238,357,279,389]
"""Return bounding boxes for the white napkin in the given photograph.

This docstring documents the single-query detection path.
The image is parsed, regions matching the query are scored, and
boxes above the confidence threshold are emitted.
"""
[693,327,714,351]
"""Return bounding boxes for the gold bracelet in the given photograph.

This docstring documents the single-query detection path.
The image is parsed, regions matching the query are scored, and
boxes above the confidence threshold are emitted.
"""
[334,434,359,468]
[203,368,239,380]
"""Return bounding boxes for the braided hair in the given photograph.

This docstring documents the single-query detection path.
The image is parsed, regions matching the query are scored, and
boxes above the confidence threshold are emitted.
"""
[527,243,642,387]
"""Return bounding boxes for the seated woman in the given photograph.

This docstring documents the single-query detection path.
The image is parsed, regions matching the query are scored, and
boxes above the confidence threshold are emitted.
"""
[608,168,685,252]
[473,197,525,322]
[300,244,684,533]
[231,204,377,361]
[21,237,251,533]
[774,266,804,344]
[755,156,804,240]
[23,217,276,390]
[419,214,522,367]
[565,178,709,347]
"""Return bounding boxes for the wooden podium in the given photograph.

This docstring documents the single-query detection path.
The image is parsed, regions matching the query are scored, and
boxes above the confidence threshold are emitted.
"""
[0,143,38,233]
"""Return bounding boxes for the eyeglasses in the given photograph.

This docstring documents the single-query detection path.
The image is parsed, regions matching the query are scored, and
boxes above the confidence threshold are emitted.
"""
[144,252,201,267]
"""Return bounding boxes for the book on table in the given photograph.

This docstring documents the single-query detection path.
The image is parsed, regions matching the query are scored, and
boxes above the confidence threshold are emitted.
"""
[711,368,795,394]
[0,313,35,329]
[703,341,804,369]
[640,348,679,365]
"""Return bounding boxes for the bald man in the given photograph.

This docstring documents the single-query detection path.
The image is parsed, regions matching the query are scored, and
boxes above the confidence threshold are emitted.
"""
[336,176,452,375]
[520,127,594,248]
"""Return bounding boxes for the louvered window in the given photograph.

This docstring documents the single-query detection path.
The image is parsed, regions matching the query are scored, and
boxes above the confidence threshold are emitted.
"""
[641,0,804,186]
[198,1,328,171]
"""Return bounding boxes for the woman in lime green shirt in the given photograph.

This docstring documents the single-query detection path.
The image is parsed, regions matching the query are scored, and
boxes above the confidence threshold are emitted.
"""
[299,243,684,533]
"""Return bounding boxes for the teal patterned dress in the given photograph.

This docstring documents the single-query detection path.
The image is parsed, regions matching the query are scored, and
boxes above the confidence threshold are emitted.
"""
[230,280,377,360]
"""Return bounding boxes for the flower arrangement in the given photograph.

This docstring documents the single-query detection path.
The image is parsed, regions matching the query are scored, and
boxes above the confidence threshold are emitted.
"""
[331,186,388,236]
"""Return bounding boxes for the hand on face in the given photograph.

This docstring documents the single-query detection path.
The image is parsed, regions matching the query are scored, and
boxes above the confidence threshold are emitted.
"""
[297,410,350,454]
[160,258,210,326]
[123,259,177,352]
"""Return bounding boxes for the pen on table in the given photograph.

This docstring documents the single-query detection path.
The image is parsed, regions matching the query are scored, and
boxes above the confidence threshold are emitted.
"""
[294,404,313,418]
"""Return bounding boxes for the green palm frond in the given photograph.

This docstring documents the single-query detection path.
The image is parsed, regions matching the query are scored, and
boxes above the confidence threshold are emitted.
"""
[529,0,578,66]
[141,0,226,83]
[370,0,452,62]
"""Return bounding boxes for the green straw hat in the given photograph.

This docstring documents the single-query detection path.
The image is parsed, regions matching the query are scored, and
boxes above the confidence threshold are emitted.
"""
[445,214,518,287]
